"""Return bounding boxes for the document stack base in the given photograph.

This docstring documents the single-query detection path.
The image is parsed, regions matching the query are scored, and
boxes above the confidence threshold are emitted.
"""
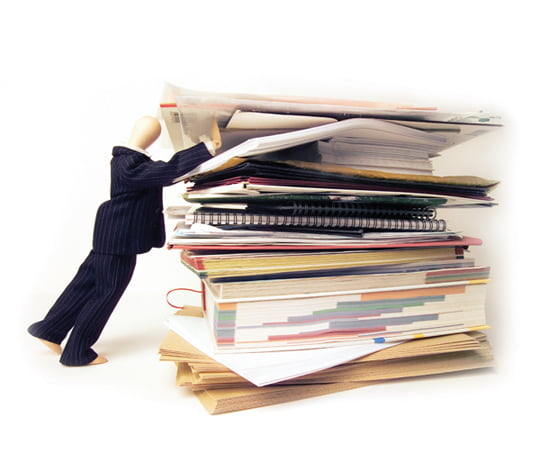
[159,325,494,414]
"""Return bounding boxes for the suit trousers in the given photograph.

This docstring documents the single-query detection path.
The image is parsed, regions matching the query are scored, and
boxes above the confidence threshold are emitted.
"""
[28,250,137,366]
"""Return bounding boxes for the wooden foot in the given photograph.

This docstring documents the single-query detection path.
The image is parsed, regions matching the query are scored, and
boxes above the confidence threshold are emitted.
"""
[89,355,108,366]
[36,337,62,355]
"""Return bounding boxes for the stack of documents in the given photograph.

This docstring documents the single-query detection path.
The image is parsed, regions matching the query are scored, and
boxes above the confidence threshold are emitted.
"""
[158,85,501,413]
[160,312,493,414]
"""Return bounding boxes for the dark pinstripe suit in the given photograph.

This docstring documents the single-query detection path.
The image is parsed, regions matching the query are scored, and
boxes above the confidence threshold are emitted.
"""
[28,143,212,365]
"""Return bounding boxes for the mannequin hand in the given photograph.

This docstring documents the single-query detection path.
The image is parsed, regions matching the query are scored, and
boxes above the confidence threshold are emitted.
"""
[210,118,222,151]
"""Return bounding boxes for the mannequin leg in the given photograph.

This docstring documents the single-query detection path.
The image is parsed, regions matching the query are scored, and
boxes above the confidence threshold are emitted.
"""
[60,253,137,366]
[28,251,97,352]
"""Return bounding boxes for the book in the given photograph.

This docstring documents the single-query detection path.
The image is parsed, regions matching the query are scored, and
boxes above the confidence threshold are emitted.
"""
[168,233,481,251]
[205,266,490,299]
[179,245,469,280]
[203,279,490,351]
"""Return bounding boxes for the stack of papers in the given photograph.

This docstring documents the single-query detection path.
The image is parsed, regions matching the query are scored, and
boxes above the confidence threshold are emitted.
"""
[158,85,501,413]
[160,311,493,414]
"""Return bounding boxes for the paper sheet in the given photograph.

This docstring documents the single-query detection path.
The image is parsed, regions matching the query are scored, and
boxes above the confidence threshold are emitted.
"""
[173,118,448,182]
[164,314,397,386]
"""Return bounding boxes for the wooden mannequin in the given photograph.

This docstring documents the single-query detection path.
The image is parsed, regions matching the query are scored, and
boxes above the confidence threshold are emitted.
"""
[30,115,220,366]
[34,116,162,364]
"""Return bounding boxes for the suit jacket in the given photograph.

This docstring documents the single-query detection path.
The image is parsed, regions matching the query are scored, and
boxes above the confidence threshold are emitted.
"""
[92,143,212,255]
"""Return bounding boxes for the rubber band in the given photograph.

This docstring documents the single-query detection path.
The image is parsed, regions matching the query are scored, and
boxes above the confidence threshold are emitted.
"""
[166,287,203,309]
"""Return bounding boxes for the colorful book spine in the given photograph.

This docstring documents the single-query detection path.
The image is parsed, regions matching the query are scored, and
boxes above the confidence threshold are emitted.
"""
[205,281,489,351]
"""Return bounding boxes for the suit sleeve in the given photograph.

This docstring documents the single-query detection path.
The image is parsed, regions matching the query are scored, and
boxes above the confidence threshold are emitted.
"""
[112,143,213,190]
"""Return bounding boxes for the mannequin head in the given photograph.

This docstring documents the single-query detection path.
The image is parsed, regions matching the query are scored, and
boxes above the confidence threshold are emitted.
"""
[127,116,161,150]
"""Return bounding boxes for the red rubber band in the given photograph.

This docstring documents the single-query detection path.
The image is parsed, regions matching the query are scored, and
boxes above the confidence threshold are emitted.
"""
[166,287,203,309]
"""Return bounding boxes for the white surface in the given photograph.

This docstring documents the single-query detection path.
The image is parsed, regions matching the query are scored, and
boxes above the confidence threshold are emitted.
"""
[3,1,537,471]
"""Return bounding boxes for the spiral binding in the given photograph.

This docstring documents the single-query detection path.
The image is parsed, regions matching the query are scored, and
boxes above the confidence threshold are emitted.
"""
[190,210,446,232]
[286,202,437,220]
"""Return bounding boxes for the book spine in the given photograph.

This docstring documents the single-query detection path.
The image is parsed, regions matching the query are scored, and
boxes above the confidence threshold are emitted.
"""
[186,210,447,232]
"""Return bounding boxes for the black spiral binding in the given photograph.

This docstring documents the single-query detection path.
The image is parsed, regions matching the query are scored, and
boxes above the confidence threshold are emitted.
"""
[287,202,437,220]
[191,209,446,232]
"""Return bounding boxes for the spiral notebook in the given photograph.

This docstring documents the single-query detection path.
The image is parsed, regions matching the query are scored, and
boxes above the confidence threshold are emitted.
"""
[184,207,447,232]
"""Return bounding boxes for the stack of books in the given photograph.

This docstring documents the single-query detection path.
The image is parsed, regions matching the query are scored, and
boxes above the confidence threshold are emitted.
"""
[158,85,501,414]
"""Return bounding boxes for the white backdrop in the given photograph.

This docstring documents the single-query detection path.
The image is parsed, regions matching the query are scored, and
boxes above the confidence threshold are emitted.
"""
[3,1,537,471]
